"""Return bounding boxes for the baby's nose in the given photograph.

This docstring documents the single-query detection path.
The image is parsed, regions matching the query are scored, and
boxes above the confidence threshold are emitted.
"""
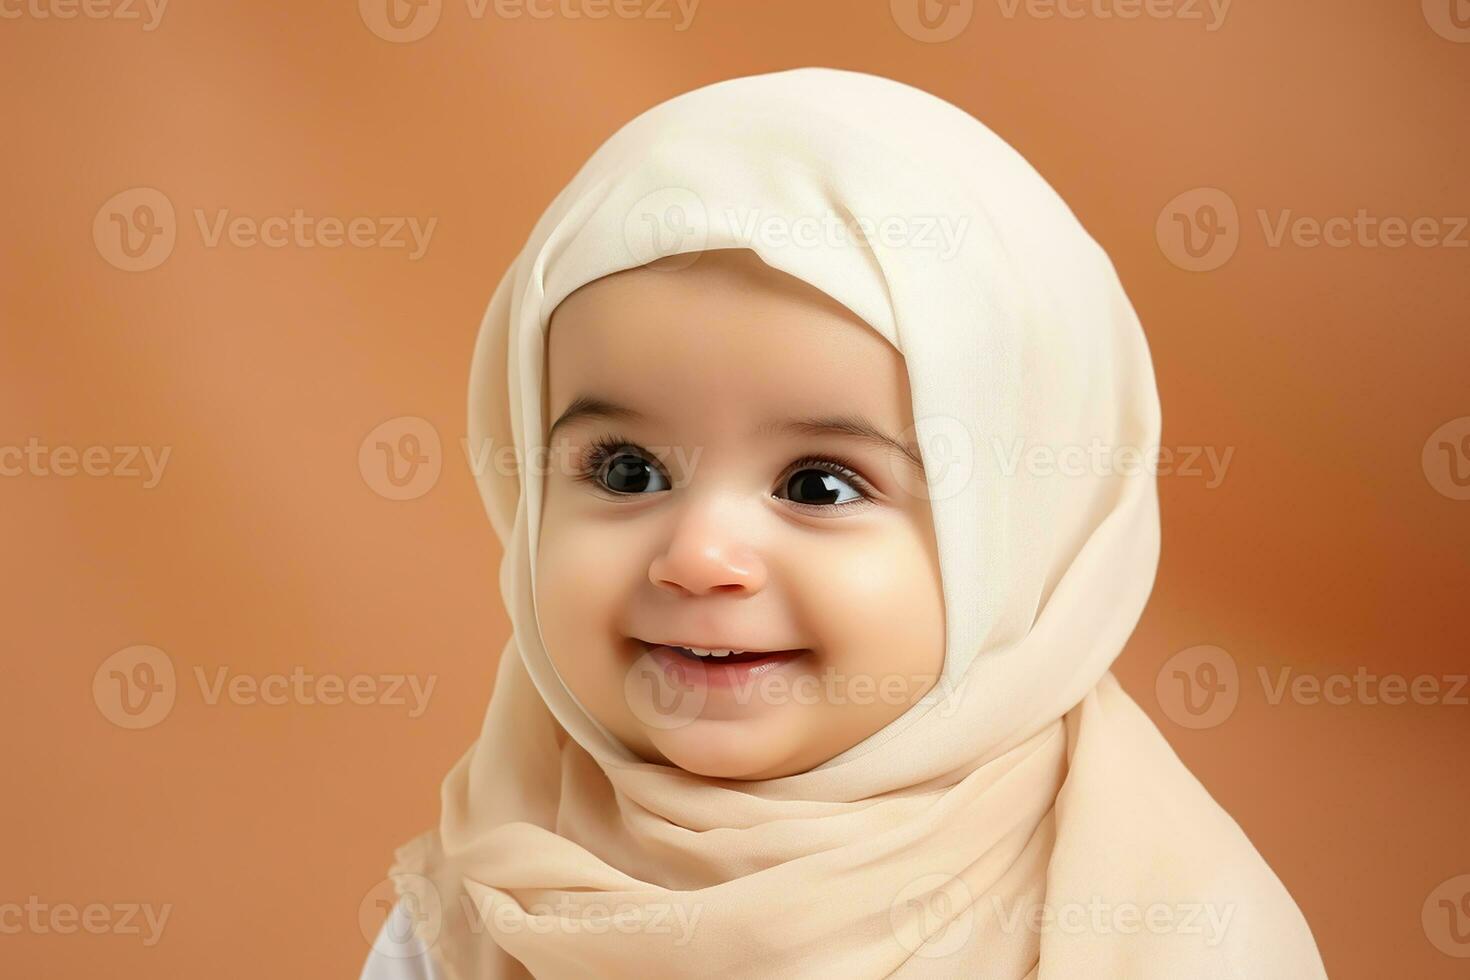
[648,534,768,597]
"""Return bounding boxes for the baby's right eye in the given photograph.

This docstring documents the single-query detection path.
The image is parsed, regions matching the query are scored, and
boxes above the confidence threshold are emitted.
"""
[576,437,671,495]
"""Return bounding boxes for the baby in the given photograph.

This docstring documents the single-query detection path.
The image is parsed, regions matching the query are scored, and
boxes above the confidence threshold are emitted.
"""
[366,67,1327,980]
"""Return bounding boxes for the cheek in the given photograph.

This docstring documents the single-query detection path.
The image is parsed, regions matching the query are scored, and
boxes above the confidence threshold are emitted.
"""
[533,510,640,671]
[806,527,945,676]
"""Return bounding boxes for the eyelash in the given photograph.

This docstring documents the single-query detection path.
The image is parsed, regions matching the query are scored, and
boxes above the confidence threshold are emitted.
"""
[572,432,878,511]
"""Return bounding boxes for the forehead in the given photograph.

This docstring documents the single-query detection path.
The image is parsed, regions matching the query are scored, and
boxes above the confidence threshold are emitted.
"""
[545,249,910,418]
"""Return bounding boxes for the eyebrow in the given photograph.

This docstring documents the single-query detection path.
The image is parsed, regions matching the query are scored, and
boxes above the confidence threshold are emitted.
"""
[547,395,925,472]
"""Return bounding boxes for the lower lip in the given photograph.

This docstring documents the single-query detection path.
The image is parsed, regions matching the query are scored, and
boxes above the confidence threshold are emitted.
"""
[643,644,808,689]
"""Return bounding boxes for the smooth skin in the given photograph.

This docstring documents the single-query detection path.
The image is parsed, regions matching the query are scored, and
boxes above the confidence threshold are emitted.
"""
[535,247,946,781]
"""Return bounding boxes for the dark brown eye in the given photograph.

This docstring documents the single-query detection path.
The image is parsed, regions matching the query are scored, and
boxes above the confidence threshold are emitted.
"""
[575,437,672,496]
[775,463,866,507]
[600,451,670,494]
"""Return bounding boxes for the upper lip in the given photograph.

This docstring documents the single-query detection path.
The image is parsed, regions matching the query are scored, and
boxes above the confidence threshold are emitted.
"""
[634,637,805,654]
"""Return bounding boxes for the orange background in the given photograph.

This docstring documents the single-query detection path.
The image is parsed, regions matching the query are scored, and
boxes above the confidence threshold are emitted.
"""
[3,1,1468,976]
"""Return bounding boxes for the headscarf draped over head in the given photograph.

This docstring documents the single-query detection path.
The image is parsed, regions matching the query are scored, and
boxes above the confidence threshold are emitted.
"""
[385,67,1326,979]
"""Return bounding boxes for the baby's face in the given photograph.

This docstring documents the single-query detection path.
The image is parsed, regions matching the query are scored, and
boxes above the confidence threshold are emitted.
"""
[535,248,945,780]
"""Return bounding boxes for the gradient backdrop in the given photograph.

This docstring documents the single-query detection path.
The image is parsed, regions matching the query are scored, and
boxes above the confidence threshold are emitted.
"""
[3,0,1468,976]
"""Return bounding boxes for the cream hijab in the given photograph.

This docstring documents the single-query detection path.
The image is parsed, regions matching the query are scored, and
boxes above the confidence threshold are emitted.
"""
[385,67,1326,979]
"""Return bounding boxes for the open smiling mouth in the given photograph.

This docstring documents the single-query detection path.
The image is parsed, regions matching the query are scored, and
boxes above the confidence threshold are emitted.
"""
[634,640,811,684]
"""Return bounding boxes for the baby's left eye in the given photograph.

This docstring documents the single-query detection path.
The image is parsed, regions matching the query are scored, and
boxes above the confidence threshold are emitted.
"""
[773,462,869,508]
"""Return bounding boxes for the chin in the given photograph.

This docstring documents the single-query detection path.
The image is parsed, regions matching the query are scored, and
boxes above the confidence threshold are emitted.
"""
[649,721,806,781]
